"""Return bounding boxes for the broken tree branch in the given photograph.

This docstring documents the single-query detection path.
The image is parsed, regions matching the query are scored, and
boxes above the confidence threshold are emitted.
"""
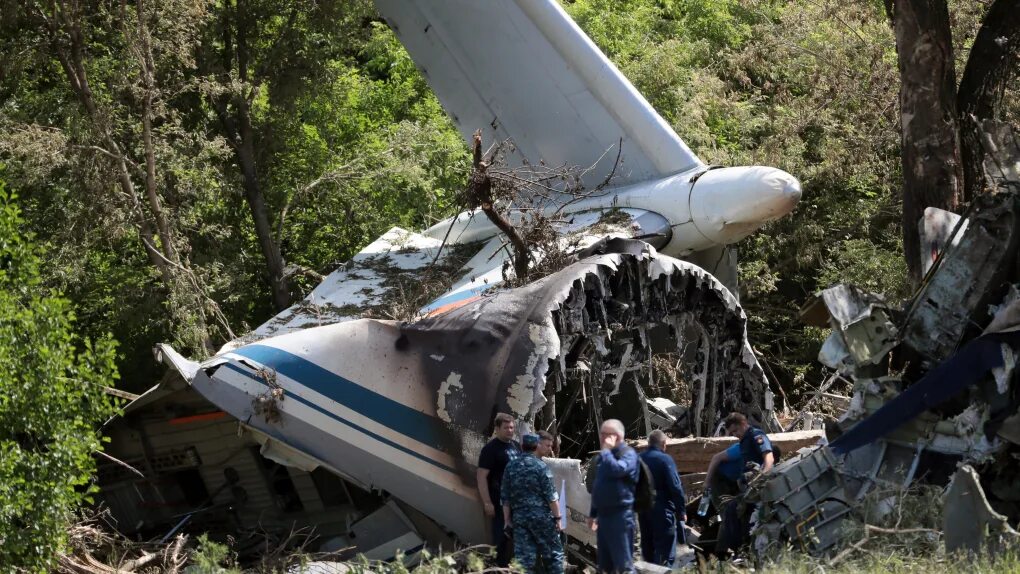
[827,524,941,566]
[465,130,531,280]
[94,450,145,479]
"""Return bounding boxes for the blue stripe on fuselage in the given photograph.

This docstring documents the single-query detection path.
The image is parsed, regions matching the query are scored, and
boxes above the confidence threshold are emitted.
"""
[219,362,456,474]
[420,283,493,313]
[229,344,447,452]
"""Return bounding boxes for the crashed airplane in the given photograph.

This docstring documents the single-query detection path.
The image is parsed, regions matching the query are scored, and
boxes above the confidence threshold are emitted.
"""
[143,0,801,555]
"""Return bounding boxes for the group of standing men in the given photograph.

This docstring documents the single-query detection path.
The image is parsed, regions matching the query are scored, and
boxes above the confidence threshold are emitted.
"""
[476,413,563,573]
[587,421,687,573]
[477,411,774,573]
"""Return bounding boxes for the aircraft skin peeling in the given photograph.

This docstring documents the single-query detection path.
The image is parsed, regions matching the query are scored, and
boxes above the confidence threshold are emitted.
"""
[436,372,464,423]
[507,324,560,420]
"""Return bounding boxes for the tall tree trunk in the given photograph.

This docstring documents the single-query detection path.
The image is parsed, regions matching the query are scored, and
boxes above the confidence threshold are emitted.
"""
[134,0,176,263]
[957,0,1020,201]
[214,0,291,312]
[40,0,216,353]
[890,0,963,284]
[236,103,290,311]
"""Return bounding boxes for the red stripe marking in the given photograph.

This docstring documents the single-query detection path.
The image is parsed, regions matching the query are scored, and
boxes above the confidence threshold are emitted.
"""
[169,411,227,425]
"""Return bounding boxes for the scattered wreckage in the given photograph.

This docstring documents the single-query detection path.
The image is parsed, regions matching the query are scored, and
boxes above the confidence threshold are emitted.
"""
[91,0,1019,560]
[745,124,1020,559]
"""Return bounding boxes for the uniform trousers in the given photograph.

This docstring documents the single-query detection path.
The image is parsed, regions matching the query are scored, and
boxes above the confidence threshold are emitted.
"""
[638,506,676,567]
[511,511,564,574]
[595,506,635,573]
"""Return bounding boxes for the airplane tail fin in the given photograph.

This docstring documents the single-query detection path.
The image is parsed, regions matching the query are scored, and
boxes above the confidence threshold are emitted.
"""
[374,0,703,190]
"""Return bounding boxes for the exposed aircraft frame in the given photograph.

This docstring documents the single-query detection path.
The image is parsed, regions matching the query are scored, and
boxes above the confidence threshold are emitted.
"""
[158,239,778,543]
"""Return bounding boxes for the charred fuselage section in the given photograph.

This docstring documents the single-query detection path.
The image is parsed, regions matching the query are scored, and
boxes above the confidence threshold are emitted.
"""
[152,239,776,547]
[398,238,778,460]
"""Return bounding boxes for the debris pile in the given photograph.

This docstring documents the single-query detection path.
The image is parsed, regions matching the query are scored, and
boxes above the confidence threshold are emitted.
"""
[750,124,1020,558]
[56,513,190,574]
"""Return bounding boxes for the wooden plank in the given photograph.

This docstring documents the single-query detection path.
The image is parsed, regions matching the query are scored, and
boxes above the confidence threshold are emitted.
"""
[633,430,825,473]
[680,472,706,494]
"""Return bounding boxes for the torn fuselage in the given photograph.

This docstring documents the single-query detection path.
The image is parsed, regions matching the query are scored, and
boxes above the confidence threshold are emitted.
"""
[159,243,774,544]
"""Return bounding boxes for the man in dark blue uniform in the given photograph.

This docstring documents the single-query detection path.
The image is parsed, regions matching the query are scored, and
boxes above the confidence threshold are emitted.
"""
[638,430,686,567]
[588,419,639,573]
[706,443,742,511]
[735,415,774,475]
[502,434,565,574]
[477,412,521,566]
[705,413,774,490]
[705,412,774,555]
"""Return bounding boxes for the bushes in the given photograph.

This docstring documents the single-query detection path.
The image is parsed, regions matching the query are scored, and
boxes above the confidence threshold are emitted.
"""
[0,182,119,572]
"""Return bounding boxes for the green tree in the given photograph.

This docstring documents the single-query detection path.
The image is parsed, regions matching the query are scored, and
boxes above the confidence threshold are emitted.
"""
[0,2,466,389]
[196,7,468,309]
[5,0,231,357]
[0,181,120,572]
[565,0,909,397]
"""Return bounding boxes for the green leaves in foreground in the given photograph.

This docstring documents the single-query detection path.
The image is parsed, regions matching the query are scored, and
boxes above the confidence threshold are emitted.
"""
[0,182,120,572]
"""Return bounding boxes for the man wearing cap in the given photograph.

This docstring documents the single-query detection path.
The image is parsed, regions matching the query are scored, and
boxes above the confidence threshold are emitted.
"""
[501,433,565,574]
[705,412,774,555]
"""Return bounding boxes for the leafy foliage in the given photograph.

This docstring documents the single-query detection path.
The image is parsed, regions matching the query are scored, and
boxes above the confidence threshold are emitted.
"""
[562,0,912,399]
[0,181,119,572]
[0,1,467,387]
[189,534,242,574]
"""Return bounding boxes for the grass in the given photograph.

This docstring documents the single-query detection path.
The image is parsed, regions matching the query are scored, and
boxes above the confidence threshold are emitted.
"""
[758,549,1020,573]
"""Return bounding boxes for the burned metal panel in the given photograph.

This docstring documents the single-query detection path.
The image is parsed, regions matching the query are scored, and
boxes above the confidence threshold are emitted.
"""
[902,192,1020,365]
[753,447,850,555]
[944,465,1020,555]
[807,285,898,375]
[399,241,777,440]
